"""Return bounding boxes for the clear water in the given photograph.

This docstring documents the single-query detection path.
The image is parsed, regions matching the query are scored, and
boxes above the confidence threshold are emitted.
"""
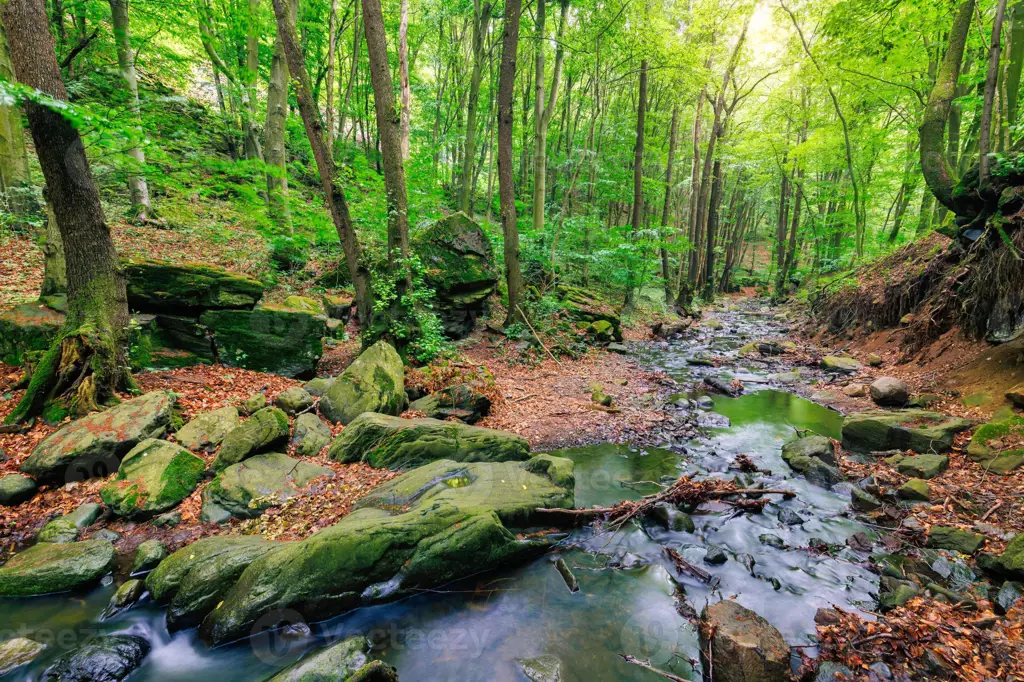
[0,305,879,681]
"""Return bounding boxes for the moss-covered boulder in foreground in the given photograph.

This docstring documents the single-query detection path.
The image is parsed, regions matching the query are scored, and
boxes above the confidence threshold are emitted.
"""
[39,634,150,682]
[145,536,280,631]
[21,391,178,482]
[413,212,499,339]
[212,406,289,471]
[202,452,333,521]
[967,414,1024,474]
[841,410,972,453]
[200,456,573,645]
[556,285,623,342]
[124,258,264,312]
[0,539,115,596]
[100,439,205,518]
[202,305,327,379]
[327,412,530,469]
[320,341,404,425]
[0,300,65,365]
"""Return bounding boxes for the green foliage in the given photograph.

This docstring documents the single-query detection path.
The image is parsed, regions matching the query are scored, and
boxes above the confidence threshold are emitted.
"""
[364,255,451,364]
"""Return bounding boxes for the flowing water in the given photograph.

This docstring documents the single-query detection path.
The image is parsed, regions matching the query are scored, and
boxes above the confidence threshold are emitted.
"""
[0,301,879,681]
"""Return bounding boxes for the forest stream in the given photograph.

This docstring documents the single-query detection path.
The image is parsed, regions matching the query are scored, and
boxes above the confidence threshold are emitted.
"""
[0,300,883,681]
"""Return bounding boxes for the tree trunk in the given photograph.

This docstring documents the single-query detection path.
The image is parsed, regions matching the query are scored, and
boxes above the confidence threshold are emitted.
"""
[459,0,491,213]
[0,23,32,227]
[1006,2,1024,131]
[326,0,339,151]
[531,0,567,234]
[40,198,67,296]
[625,59,647,309]
[498,0,524,326]
[920,0,976,213]
[3,0,131,423]
[361,0,410,278]
[265,0,292,232]
[980,0,1009,184]
[243,0,263,162]
[682,71,708,296]
[399,0,411,160]
[660,105,678,303]
[108,0,150,220]
[271,0,372,324]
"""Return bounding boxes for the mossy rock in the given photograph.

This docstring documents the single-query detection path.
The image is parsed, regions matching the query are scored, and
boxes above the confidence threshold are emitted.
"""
[408,384,491,424]
[320,341,404,425]
[0,637,46,676]
[412,212,499,339]
[927,526,985,555]
[212,407,290,471]
[327,412,530,469]
[132,539,167,574]
[1000,534,1024,579]
[201,306,327,379]
[145,536,280,631]
[587,319,616,343]
[896,454,949,480]
[0,473,37,506]
[176,406,239,452]
[522,453,576,489]
[898,478,930,501]
[275,387,314,415]
[100,439,205,518]
[292,413,333,457]
[0,539,115,596]
[39,634,150,682]
[200,458,573,645]
[265,636,373,682]
[202,452,333,520]
[0,301,64,365]
[781,435,836,466]
[139,314,217,369]
[966,414,1024,474]
[124,258,263,313]
[322,294,353,321]
[821,355,862,373]
[37,503,102,543]
[282,295,322,313]
[556,285,623,342]
[841,410,972,453]
[21,391,178,482]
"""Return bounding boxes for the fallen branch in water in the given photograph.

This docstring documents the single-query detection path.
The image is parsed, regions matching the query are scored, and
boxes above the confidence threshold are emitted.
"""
[535,475,796,529]
[664,547,716,585]
[617,655,689,681]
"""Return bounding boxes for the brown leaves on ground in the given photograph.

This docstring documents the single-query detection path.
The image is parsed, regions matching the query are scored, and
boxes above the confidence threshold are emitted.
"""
[133,365,300,421]
[806,599,1024,681]
[0,235,43,310]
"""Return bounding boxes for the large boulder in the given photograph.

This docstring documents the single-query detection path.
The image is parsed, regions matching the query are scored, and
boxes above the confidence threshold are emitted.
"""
[100,439,206,518]
[967,414,1024,474]
[292,413,333,457]
[146,536,280,631]
[0,300,64,365]
[133,313,217,369]
[780,434,836,466]
[176,405,239,451]
[200,457,574,645]
[123,258,263,312]
[320,341,404,425]
[413,212,499,339]
[700,600,790,682]
[21,391,177,482]
[201,452,333,521]
[841,410,972,453]
[327,412,530,469]
[212,407,290,471]
[0,539,115,596]
[201,305,326,379]
[556,285,622,342]
[408,384,491,423]
[266,636,379,682]
[869,377,910,406]
[39,635,150,682]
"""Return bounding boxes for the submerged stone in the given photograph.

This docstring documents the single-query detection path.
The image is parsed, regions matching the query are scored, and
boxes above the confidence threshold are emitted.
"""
[22,391,177,482]
[320,341,405,425]
[102,579,146,619]
[0,539,115,596]
[327,412,530,469]
[39,634,150,682]
[700,600,789,682]
[101,439,205,518]
[517,655,562,682]
[704,545,728,565]
[176,406,239,451]
[200,457,574,645]
[202,452,333,521]
[213,406,290,471]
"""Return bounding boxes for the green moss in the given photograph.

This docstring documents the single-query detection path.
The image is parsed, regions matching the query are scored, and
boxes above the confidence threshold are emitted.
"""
[124,259,264,312]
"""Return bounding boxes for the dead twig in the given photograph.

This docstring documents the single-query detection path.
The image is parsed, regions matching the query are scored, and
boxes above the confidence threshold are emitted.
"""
[617,655,689,681]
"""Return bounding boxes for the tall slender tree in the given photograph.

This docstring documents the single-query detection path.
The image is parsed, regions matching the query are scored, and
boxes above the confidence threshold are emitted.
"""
[498,0,524,326]
[108,0,151,220]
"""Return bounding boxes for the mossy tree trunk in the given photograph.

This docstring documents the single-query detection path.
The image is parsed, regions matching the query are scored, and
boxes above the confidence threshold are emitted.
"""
[270,0,373,325]
[497,0,524,327]
[2,0,132,424]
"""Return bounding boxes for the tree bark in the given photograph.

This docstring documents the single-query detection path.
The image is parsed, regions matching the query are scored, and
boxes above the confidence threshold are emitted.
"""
[980,0,1009,183]
[361,0,410,278]
[920,0,976,213]
[270,0,372,324]
[498,0,524,326]
[265,0,292,231]
[531,0,567,234]
[660,105,678,303]
[3,0,131,423]
[459,0,491,213]
[108,0,150,220]
[625,59,647,309]
[398,0,411,159]
[243,0,263,162]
